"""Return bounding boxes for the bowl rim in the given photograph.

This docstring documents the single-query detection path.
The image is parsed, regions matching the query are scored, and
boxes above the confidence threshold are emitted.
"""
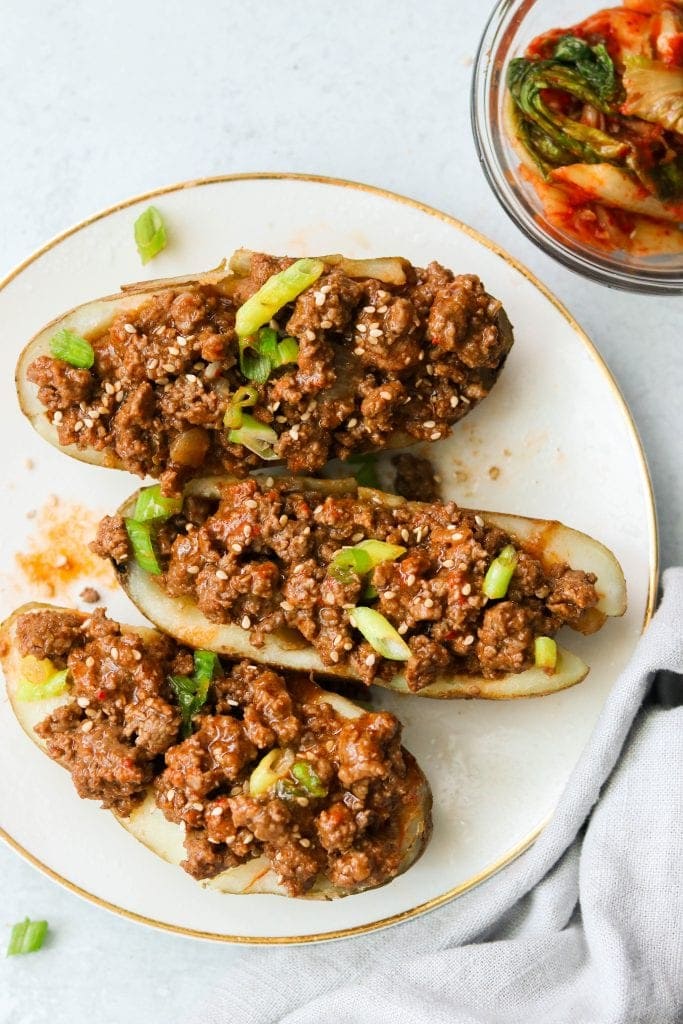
[471,0,683,295]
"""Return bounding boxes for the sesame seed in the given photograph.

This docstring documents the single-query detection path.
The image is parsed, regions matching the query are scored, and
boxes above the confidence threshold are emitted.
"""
[343,641,353,651]
[384,591,395,600]
[241,616,251,630]
[290,425,300,441]
[279,514,289,527]
[356,323,367,333]
[280,600,293,611]
[450,395,460,408]
[305,329,316,342]
[244,524,252,538]
[424,597,434,608]
[442,559,454,569]
[430,431,442,441]
[377,304,388,314]
[110,647,119,661]
[210,806,224,817]
[83,417,94,429]
[74,421,83,432]
[192,802,204,812]
[243,833,254,844]
[302,526,311,536]
[231,543,243,554]
[398,623,408,635]
[132,650,142,661]
[330,651,339,663]
[77,696,90,708]
[423,420,436,429]
[296,797,309,807]
[162,363,174,373]
[299,838,311,848]
[227,698,239,706]
[475,515,485,528]
[320,284,331,294]
[245,499,258,509]
[115,391,124,402]
[462,583,472,596]
[353,347,364,355]
[321,319,332,329]
[176,336,187,347]
[85,656,95,668]
[352,531,364,542]
[166,789,176,801]
[187,565,200,575]
[406,574,416,587]
[216,569,228,580]
[464,634,475,646]
[186,373,198,382]
[363,305,376,314]
[313,505,323,515]
[369,328,383,338]
[365,654,376,667]
[265,477,274,487]
[81,720,93,733]
[380,391,392,401]
[90,410,100,420]
[276,415,287,423]
[53,411,63,424]
[314,291,325,307]
[347,418,358,428]
[123,323,136,334]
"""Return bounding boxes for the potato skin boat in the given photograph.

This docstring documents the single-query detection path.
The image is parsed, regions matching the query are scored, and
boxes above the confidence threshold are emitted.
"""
[110,476,627,700]
[15,253,513,482]
[0,602,432,899]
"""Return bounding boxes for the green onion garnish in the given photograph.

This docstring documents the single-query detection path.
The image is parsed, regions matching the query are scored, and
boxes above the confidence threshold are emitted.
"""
[291,761,327,798]
[235,258,324,338]
[193,649,221,689]
[134,206,167,265]
[330,539,405,581]
[249,749,285,797]
[223,385,259,430]
[133,484,183,523]
[482,545,518,600]
[49,328,95,370]
[16,668,69,702]
[348,606,411,661]
[348,453,380,489]
[124,518,161,575]
[239,327,301,384]
[534,636,558,672]
[228,413,279,461]
[7,918,48,956]
[277,336,299,364]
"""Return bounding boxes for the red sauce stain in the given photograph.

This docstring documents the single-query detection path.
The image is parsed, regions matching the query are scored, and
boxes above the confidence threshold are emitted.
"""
[15,496,116,598]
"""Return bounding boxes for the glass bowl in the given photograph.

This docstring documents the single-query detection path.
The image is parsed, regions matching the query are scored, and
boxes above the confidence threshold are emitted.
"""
[471,0,683,294]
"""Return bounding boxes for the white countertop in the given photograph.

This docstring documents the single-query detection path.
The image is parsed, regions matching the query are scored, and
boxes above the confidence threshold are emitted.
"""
[1,2,680,1021]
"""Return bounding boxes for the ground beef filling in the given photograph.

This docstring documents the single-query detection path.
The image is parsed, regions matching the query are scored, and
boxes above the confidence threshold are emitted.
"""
[26,254,513,494]
[17,609,418,895]
[94,479,599,691]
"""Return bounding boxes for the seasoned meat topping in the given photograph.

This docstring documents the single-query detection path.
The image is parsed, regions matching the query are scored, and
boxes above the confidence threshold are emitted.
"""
[98,478,599,690]
[26,254,513,493]
[18,607,424,895]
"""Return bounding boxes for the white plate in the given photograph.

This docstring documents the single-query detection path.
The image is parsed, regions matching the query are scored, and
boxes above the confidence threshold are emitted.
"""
[0,174,656,943]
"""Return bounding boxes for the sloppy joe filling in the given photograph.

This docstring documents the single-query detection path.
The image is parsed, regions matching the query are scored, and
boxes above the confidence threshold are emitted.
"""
[93,478,600,691]
[26,253,513,494]
[16,608,424,895]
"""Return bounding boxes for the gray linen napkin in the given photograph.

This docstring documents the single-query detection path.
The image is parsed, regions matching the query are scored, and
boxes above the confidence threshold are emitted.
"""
[187,568,683,1024]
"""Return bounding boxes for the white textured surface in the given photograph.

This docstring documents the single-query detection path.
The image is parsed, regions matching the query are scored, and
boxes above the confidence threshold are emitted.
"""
[0,1,679,1022]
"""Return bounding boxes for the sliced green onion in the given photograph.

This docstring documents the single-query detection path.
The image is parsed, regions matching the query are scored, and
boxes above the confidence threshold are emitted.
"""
[169,673,209,739]
[330,539,405,582]
[134,206,167,264]
[239,341,272,385]
[16,669,69,702]
[277,336,299,364]
[49,328,95,369]
[124,519,161,575]
[348,606,411,661]
[223,385,259,429]
[362,582,379,601]
[534,636,558,672]
[193,649,220,689]
[348,453,380,489]
[228,413,279,461]
[7,918,48,956]
[249,749,286,797]
[236,258,325,338]
[255,327,280,364]
[133,484,183,523]
[291,761,327,798]
[482,545,518,600]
